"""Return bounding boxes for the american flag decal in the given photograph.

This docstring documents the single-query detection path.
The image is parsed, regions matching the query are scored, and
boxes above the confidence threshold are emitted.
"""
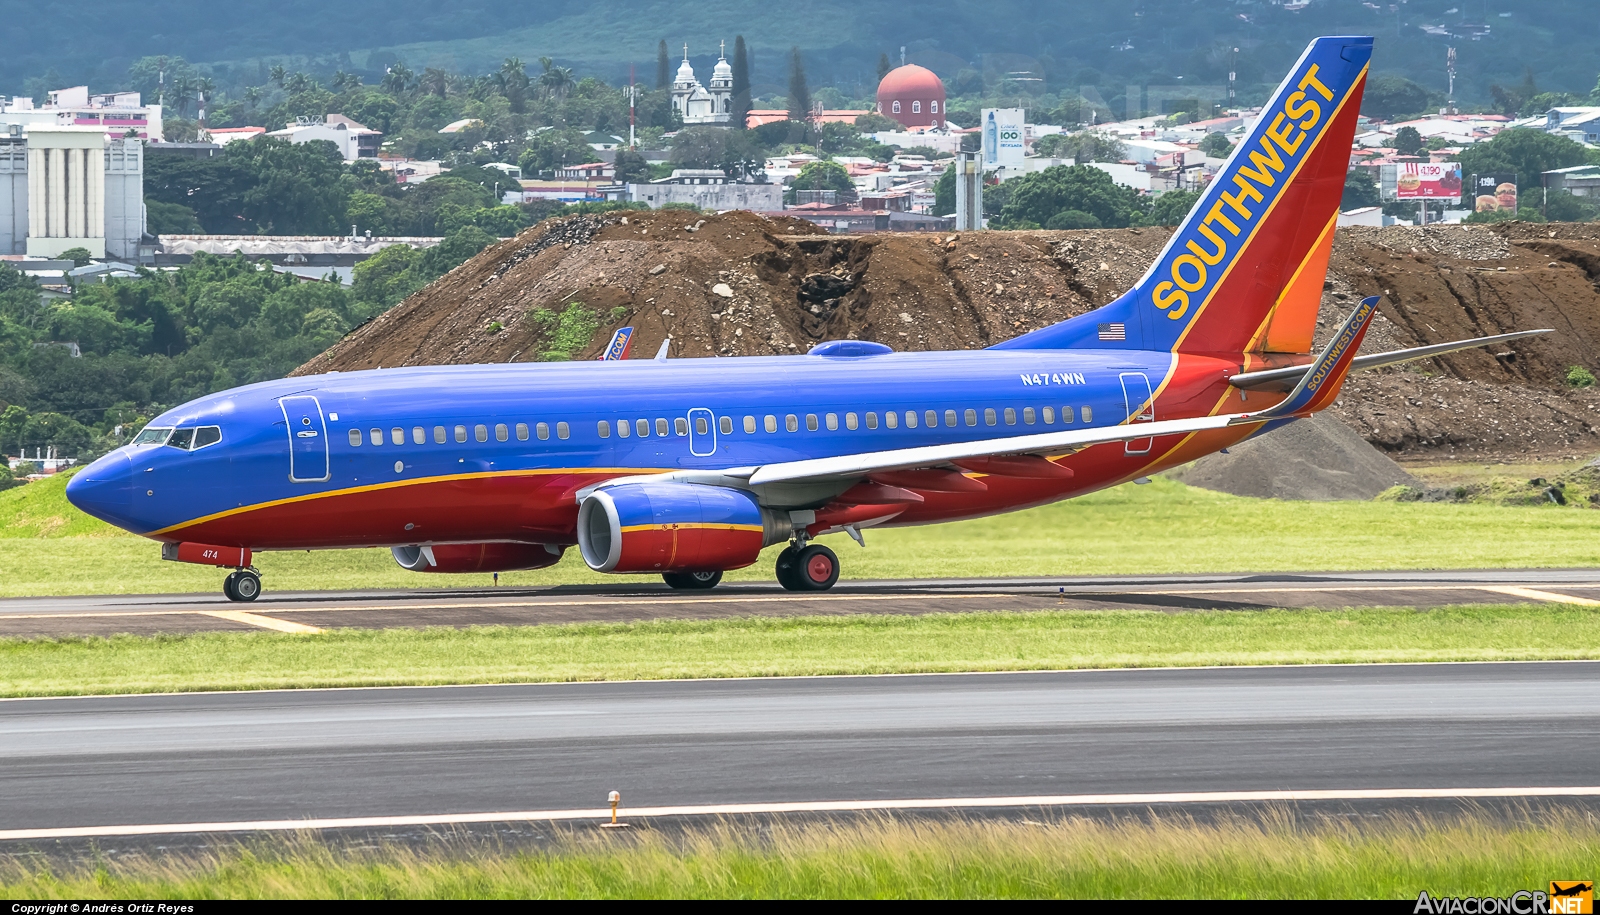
[1097,322,1126,341]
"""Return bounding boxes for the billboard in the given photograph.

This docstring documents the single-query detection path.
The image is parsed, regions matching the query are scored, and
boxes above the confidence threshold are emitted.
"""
[1394,162,1462,199]
[1471,172,1518,215]
[982,108,1026,172]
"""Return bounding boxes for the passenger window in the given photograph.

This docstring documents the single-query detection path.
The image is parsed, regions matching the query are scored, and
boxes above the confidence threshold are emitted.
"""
[656,418,669,437]
[925,410,937,428]
[964,409,977,427]
[806,414,819,431]
[434,426,446,443]
[348,429,362,447]
[695,416,709,435]
[720,416,733,434]
[412,426,425,444]
[785,414,799,432]
[1023,407,1036,425]
[557,422,570,440]
[744,415,757,434]
[1043,407,1056,424]
[676,417,689,436]
[193,426,222,449]
[536,422,549,440]
[1005,408,1017,425]
[455,425,467,442]
[495,423,508,442]
[475,424,488,442]
[516,423,529,441]
[598,421,611,439]
[391,427,404,445]
[370,428,383,446]
[765,415,778,433]
[905,411,917,429]
[637,418,650,437]
[1062,406,1074,424]
[884,411,897,429]
[618,419,631,438]
[984,408,997,426]
[865,412,879,430]
[846,412,859,430]
[825,413,838,430]
[1082,405,1094,423]
[944,409,957,427]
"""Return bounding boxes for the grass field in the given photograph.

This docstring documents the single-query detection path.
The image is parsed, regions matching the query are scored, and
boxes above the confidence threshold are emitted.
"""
[5,472,1600,597]
[4,809,1593,899]
[1,603,1595,697]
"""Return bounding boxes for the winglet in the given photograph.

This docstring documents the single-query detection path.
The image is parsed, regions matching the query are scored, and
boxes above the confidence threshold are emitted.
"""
[600,327,634,360]
[1248,295,1379,419]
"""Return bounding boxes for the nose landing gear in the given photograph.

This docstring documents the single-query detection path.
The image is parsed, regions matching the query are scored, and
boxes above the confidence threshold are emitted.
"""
[223,568,262,602]
[775,541,839,591]
[662,570,723,590]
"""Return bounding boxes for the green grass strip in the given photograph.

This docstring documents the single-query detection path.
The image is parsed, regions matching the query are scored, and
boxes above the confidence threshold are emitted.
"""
[3,809,1595,898]
[2,603,1597,698]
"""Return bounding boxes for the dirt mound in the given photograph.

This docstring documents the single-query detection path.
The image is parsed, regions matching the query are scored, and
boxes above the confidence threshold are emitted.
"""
[297,214,1600,462]
[1167,413,1418,501]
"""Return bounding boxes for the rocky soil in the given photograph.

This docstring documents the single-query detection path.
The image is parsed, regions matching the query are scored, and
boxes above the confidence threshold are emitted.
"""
[297,212,1600,463]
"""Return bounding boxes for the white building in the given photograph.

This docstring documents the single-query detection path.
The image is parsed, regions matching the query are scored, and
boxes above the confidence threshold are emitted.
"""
[671,44,734,126]
[626,169,781,210]
[0,123,144,259]
[0,87,163,141]
[266,114,381,161]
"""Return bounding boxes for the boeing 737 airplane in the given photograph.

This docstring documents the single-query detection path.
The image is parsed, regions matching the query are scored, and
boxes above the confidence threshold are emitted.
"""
[67,35,1548,601]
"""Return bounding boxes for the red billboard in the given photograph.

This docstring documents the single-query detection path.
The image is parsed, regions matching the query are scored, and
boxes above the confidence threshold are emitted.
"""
[1394,162,1463,199]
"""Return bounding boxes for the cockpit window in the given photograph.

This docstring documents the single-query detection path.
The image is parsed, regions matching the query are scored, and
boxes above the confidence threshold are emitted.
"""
[132,427,172,445]
[192,426,222,450]
[166,428,195,450]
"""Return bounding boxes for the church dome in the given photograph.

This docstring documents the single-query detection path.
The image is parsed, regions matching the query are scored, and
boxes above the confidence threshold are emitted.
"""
[876,64,946,128]
[713,56,733,80]
[675,57,697,84]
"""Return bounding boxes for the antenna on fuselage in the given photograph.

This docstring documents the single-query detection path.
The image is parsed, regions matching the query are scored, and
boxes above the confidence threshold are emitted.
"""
[654,337,672,361]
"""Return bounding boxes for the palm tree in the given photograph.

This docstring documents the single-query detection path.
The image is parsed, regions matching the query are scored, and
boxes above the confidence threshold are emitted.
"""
[244,86,262,113]
[421,68,449,97]
[332,70,359,93]
[498,57,529,113]
[537,56,575,101]
[382,61,414,95]
[285,71,313,93]
[269,64,286,88]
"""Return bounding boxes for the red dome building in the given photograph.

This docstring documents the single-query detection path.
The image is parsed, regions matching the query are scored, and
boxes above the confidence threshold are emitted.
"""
[876,65,946,129]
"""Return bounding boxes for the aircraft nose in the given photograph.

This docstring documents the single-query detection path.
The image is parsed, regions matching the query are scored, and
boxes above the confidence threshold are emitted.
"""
[66,451,133,523]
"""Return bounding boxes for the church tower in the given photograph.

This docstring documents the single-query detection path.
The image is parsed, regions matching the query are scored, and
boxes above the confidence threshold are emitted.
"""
[671,45,699,119]
[707,41,733,124]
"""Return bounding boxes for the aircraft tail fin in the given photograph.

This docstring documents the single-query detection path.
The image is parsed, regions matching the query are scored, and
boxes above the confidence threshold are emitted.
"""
[992,35,1373,357]
[600,327,634,361]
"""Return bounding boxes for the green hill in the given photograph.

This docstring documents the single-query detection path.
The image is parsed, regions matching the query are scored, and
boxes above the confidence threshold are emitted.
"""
[0,471,121,539]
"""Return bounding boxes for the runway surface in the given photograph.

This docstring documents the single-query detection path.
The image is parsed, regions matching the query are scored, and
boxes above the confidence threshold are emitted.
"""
[1,662,1596,840]
[3,569,1600,638]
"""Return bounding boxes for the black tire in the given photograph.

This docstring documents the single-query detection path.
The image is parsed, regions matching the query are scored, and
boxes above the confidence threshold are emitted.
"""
[230,570,262,602]
[792,544,839,592]
[774,545,803,591]
[222,572,238,602]
[663,570,723,590]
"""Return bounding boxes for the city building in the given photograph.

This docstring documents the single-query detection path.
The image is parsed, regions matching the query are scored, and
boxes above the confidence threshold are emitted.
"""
[207,126,265,145]
[0,87,163,141]
[876,65,946,129]
[266,114,381,161]
[626,169,781,210]
[0,123,145,259]
[744,109,870,128]
[671,44,734,126]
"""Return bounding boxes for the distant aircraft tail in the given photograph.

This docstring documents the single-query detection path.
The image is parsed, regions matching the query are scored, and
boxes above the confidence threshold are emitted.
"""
[600,327,634,361]
[993,35,1373,357]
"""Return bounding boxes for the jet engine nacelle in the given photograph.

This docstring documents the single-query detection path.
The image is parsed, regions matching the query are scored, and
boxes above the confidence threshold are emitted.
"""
[391,542,565,573]
[578,482,790,573]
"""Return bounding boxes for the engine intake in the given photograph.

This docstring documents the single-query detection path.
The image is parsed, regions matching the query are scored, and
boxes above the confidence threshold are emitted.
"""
[578,483,790,573]
[391,542,564,573]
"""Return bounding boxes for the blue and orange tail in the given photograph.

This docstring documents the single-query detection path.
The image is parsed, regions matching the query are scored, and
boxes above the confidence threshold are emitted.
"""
[993,35,1373,358]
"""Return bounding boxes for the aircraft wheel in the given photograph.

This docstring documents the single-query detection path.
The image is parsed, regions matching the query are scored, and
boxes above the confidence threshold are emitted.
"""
[229,570,262,602]
[775,545,803,591]
[663,570,722,590]
[222,572,238,602]
[791,544,839,592]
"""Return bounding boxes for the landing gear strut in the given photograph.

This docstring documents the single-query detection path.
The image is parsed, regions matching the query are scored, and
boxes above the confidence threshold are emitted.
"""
[663,570,723,590]
[776,541,839,592]
[223,568,262,602]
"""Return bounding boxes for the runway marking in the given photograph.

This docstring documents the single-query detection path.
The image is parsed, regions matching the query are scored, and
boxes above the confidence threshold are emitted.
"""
[1476,586,1600,607]
[3,786,1598,840]
[197,611,323,634]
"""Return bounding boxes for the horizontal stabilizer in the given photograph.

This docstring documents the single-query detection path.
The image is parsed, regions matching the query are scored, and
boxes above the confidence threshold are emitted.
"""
[1247,295,1379,419]
[1229,328,1554,391]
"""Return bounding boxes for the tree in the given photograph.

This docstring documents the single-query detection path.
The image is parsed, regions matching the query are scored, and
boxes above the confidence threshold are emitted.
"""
[731,36,752,130]
[877,53,893,83]
[498,58,529,113]
[538,57,576,101]
[1045,210,1100,230]
[382,61,414,96]
[1361,75,1431,121]
[1145,189,1200,227]
[1393,126,1425,157]
[269,64,286,88]
[997,164,1146,229]
[787,47,812,126]
[657,41,671,90]
[790,160,852,193]
[1459,129,1589,199]
[1034,131,1124,163]
[1198,132,1233,158]
[933,166,954,215]
[613,149,650,185]
[1342,170,1382,210]
[854,112,899,133]
[58,248,93,267]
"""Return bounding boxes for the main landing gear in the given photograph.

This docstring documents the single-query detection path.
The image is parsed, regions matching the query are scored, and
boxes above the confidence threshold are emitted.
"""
[662,570,723,590]
[775,541,839,592]
[223,568,262,602]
